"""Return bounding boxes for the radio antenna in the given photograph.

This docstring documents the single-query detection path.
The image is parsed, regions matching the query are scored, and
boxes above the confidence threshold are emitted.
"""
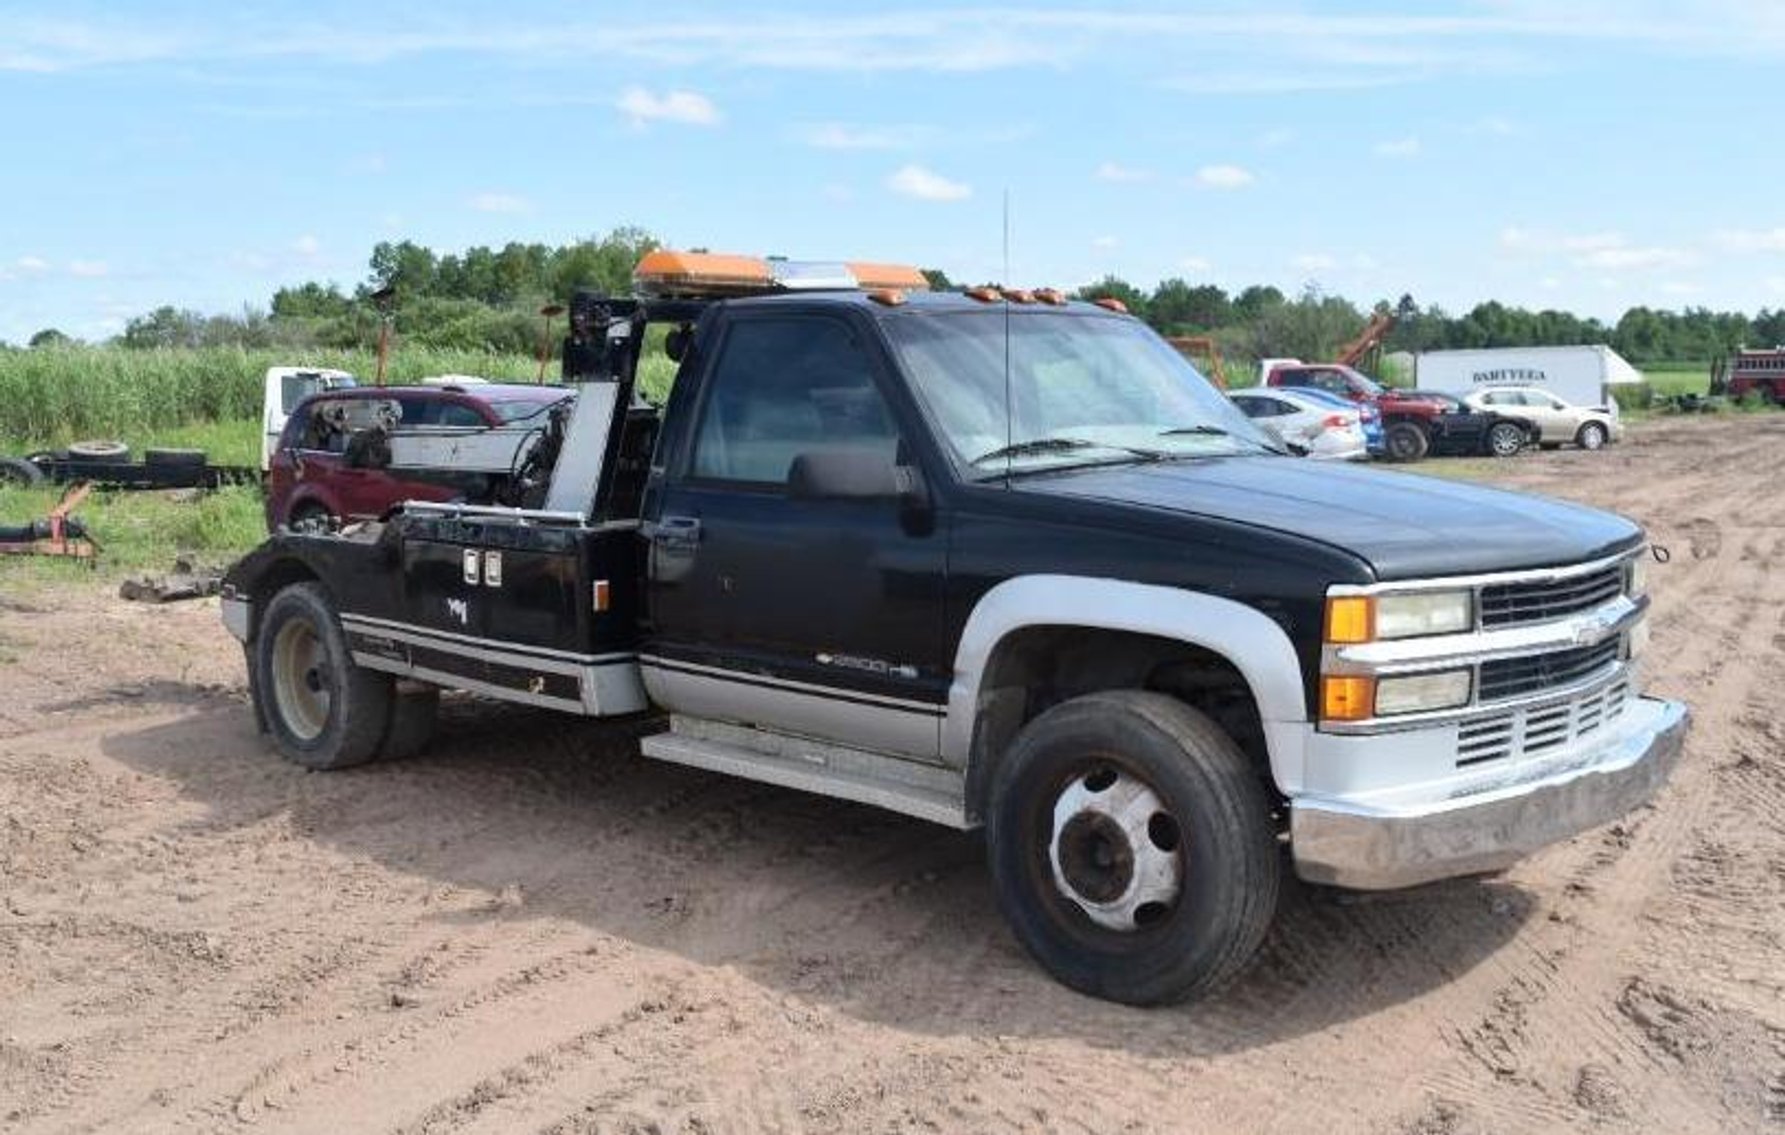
[1002,188,1013,486]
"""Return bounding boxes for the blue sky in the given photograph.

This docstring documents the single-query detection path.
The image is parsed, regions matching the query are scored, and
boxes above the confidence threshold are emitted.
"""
[3,1,1785,343]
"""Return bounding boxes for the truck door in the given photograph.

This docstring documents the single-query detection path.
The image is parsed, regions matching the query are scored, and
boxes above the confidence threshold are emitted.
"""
[641,311,948,761]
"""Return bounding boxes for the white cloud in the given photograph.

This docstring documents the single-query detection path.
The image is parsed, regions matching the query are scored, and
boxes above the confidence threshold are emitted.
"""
[797,123,920,150]
[68,260,109,278]
[468,192,531,214]
[1373,135,1421,158]
[1499,227,1691,271]
[1092,235,1119,249]
[1180,255,1213,272]
[14,8,1785,83]
[1193,164,1254,190]
[1562,232,1625,252]
[292,234,320,256]
[1095,161,1150,183]
[1352,253,1381,271]
[1659,281,1703,296]
[887,164,971,202]
[1767,276,1785,296]
[1539,276,1562,290]
[617,86,720,127]
[1293,253,1337,272]
[1578,246,1691,270]
[1713,227,1785,253]
[16,256,48,272]
[1474,115,1518,136]
[1257,128,1295,149]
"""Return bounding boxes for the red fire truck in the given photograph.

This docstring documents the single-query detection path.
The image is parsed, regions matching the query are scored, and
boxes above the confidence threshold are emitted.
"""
[1712,348,1785,403]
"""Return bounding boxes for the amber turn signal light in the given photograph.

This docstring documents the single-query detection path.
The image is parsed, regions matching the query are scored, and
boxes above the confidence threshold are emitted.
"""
[1320,675,1375,721]
[1324,596,1374,644]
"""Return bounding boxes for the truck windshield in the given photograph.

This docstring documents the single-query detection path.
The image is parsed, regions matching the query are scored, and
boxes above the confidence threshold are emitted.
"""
[883,311,1277,475]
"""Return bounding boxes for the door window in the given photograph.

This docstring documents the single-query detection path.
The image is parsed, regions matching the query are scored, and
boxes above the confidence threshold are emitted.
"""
[690,318,897,485]
[435,402,487,428]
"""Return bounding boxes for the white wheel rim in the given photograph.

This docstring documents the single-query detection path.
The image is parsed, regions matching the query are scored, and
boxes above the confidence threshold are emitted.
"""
[271,618,331,741]
[1047,766,1184,931]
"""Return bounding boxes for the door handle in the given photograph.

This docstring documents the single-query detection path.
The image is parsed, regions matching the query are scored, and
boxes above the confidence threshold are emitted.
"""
[653,515,702,550]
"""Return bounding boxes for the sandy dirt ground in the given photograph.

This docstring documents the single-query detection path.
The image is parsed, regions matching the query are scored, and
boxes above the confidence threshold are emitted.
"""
[1,415,1782,1134]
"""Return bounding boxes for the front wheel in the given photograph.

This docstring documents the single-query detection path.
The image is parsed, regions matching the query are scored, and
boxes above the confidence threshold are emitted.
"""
[986,691,1279,1006]
[254,582,392,769]
[1383,421,1429,463]
[1487,421,1526,457]
[1576,421,1608,451]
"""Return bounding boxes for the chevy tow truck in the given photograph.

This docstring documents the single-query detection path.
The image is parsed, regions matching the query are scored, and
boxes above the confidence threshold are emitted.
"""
[220,251,1688,1005]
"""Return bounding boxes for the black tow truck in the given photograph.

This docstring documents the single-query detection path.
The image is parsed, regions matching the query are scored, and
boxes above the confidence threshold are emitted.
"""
[220,251,1688,1005]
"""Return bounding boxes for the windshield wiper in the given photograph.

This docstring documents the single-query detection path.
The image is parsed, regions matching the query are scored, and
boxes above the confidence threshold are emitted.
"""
[971,437,1163,466]
[1158,422,1285,456]
[1157,424,1232,438]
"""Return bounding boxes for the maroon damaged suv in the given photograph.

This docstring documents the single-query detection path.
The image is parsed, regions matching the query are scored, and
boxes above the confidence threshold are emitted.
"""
[1265,363,1537,462]
[266,382,570,530]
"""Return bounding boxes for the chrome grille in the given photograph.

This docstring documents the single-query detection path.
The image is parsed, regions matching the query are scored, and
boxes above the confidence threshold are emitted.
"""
[1478,639,1620,701]
[1479,565,1625,627]
[1456,673,1632,768]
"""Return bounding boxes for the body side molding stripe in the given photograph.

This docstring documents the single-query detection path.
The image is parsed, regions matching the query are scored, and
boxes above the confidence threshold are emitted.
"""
[639,654,946,715]
[340,612,634,665]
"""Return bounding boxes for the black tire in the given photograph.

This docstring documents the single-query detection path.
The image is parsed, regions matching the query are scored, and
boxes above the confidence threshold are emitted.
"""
[254,582,392,770]
[68,438,128,460]
[380,684,440,761]
[1576,422,1608,451]
[144,447,207,468]
[0,456,44,486]
[1486,421,1526,458]
[986,690,1280,1006]
[1383,421,1429,463]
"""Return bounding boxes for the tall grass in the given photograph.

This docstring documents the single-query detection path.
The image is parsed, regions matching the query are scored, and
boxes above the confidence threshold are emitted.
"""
[0,346,548,446]
[0,345,686,452]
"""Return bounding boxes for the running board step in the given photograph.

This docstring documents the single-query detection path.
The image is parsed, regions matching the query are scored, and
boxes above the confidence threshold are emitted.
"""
[639,716,970,828]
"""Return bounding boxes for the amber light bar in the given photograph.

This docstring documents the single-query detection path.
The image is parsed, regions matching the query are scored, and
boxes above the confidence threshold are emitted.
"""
[634,250,932,297]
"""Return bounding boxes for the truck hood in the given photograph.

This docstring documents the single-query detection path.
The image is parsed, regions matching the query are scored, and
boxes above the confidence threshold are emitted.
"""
[1016,456,1640,580]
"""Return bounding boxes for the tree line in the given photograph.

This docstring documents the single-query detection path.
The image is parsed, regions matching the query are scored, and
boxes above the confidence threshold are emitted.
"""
[15,228,1785,373]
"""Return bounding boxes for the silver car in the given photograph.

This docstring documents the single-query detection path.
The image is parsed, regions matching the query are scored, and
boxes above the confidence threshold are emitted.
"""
[1461,386,1622,450]
[1229,387,1369,460]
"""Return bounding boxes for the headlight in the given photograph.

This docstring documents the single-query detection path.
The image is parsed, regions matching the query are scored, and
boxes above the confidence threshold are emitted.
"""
[1375,591,1472,639]
[1319,668,1474,720]
[1628,552,1649,598]
[1374,669,1473,715]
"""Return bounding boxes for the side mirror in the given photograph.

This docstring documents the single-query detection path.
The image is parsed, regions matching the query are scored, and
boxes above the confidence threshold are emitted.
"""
[788,447,924,506]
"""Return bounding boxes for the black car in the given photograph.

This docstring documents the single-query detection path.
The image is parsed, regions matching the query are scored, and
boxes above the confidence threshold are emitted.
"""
[1389,388,1539,460]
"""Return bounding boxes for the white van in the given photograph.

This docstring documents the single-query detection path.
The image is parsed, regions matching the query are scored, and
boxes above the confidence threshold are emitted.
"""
[262,366,357,471]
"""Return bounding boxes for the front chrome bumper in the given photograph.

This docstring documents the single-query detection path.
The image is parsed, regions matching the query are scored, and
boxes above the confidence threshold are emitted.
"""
[1290,696,1687,889]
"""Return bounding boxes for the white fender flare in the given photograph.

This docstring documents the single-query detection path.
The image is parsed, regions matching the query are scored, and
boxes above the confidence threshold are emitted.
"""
[945,575,1312,793]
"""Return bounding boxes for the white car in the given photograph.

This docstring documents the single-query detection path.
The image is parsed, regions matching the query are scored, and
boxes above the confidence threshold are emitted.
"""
[1460,386,1623,450]
[1228,387,1369,460]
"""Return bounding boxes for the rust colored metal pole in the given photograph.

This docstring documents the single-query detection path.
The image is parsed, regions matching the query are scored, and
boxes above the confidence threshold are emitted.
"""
[537,304,565,383]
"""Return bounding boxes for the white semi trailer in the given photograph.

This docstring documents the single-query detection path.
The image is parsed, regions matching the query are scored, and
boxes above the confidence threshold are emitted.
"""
[1413,345,1643,416]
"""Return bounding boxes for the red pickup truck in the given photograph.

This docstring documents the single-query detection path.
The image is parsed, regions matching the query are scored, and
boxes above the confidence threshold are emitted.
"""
[1264,363,1536,461]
